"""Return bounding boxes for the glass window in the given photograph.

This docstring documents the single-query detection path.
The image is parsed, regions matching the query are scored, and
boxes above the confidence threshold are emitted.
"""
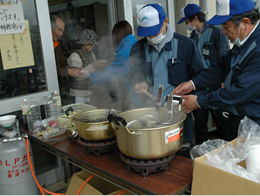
[48,0,115,104]
[0,1,46,101]
[0,0,64,186]
[48,0,114,59]
[0,0,60,115]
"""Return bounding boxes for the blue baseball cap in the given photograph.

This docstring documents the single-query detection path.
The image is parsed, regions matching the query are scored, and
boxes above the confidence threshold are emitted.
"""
[178,4,201,24]
[208,0,255,25]
[137,4,166,37]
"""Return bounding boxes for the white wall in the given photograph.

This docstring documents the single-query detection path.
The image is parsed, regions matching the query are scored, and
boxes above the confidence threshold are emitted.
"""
[255,0,260,11]
[207,0,216,19]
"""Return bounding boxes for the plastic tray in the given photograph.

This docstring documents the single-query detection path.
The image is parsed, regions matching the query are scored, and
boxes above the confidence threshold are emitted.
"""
[42,127,66,139]
[62,103,96,113]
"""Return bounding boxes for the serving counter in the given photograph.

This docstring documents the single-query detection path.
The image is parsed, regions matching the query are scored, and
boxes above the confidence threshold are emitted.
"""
[25,130,193,195]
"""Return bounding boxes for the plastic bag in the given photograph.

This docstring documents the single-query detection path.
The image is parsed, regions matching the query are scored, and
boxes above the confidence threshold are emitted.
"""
[203,142,257,182]
[190,117,260,183]
[236,117,260,178]
[236,116,260,151]
[190,139,228,160]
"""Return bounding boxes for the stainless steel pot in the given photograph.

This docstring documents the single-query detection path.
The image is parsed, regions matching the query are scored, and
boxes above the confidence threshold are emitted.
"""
[66,108,119,141]
[109,107,186,159]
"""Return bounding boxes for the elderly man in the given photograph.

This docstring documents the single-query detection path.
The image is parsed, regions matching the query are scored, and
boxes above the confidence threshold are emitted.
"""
[50,15,84,101]
[129,4,205,149]
[178,4,230,144]
[173,0,260,141]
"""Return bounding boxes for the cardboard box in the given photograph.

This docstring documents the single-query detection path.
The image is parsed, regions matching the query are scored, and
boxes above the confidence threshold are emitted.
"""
[191,138,260,195]
[66,170,132,195]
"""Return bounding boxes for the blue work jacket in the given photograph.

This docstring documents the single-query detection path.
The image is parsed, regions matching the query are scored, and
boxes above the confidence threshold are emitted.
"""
[193,22,260,125]
[190,22,230,70]
[129,32,204,102]
[90,34,137,84]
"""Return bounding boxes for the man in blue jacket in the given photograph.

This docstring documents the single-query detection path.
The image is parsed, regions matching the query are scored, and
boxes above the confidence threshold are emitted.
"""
[178,4,230,144]
[173,0,260,141]
[129,4,205,149]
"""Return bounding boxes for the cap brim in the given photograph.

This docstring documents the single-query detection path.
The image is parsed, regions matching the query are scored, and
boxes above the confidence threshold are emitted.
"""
[137,23,162,37]
[178,17,186,24]
[207,15,233,25]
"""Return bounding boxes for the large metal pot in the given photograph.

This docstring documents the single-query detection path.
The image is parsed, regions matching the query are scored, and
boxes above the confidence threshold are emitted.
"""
[69,109,119,141]
[109,108,186,159]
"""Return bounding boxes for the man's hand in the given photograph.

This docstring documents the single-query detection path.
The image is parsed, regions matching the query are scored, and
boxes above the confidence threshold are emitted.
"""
[172,81,194,96]
[68,68,85,78]
[92,60,107,67]
[133,82,148,94]
[91,60,108,71]
[106,58,115,65]
[181,95,199,113]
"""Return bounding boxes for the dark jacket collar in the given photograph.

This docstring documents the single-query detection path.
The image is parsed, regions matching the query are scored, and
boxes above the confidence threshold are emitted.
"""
[239,21,260,56]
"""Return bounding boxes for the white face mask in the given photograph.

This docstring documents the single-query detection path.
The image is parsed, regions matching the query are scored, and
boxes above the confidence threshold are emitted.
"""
[186,22,196,32]
[232,22,248,48]
[147,31,165,45]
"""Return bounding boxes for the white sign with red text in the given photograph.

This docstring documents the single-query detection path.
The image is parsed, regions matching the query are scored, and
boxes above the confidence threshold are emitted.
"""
[165,126,183,144]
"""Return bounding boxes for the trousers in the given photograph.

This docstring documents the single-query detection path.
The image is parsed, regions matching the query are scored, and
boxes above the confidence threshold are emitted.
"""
[193,108,230,144]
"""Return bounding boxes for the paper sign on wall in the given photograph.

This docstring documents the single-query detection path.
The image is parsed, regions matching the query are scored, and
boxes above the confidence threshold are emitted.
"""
[0,20,34,69]
[0,0,25,35]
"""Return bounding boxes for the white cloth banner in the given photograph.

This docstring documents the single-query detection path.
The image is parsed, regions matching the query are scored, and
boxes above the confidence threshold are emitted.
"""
[0,0,25,35]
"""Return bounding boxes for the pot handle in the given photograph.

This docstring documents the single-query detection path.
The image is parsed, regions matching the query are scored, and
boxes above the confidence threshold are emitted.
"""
[107,114,136,135]
[125,126,136,135]
[107,114,120,126]
[65,107,77,119]
[164,95,183,111]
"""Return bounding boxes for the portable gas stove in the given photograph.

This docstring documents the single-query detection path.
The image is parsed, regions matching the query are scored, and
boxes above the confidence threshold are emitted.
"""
[77,136,117,156]
[120,153,175,177]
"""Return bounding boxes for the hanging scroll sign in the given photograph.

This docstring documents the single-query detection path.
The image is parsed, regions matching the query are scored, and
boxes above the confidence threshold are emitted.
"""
[0,0,25,35]
[0,0,34,69]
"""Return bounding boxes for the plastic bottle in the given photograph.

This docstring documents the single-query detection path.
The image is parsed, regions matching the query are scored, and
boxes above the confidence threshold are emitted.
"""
[28,97,42,133]
[52,91,62,121]
[44,95,55,127]
[21,99,29,130]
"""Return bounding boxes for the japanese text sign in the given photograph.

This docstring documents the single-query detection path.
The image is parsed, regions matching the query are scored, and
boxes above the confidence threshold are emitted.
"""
[0,20,34,69]
[0,0,25,35]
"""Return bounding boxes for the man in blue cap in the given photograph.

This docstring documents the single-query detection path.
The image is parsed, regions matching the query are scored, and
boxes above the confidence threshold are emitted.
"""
[128,4,205,150]
[178,4,230,144]
[173,0,260,141]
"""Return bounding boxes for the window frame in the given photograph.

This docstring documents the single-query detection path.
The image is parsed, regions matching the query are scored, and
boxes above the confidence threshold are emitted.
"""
[0,0,60,115]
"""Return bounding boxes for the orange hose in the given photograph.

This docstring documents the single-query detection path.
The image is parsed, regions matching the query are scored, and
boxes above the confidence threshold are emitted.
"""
[76,174,95,195]
[115,190,128,195]
[26,138,65,195]
[26,138,95,195]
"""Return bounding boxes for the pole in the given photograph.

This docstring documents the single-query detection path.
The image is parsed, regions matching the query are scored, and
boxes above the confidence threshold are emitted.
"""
[199,0,209,20]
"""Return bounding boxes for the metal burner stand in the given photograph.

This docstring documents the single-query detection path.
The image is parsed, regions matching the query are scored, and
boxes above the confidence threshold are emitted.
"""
[120,153,175,177]
[77,137,117,156]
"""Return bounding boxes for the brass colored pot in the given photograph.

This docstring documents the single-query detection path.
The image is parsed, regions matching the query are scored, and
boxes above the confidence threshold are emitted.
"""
[71,109,118,141]
[111,108,186,159]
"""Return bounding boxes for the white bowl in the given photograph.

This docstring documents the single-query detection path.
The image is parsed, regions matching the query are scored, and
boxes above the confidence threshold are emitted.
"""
[0,115,16,128]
